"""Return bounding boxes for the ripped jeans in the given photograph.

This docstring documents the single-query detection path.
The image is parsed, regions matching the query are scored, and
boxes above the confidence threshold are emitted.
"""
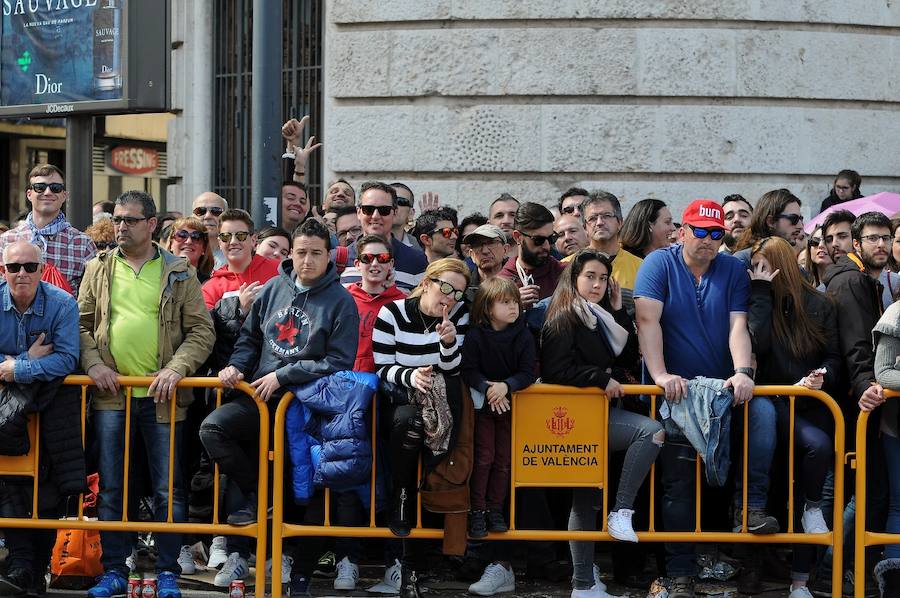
[568,407,664,590]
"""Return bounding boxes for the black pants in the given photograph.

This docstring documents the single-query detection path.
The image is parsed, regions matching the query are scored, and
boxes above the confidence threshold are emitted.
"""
[0,479,65,578]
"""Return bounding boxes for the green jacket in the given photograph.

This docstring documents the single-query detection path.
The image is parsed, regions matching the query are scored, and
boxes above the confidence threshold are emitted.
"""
[78,245,215,422]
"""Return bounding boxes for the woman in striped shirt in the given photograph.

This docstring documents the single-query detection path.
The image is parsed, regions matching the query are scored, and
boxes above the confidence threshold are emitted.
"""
[372,257,470,598]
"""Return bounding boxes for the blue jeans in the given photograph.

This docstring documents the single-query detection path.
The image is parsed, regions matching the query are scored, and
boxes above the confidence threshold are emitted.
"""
[732,395,777,509]
[94,400,186,576]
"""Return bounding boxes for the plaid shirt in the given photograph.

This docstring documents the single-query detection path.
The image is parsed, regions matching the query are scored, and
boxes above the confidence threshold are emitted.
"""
[0,222,97,296]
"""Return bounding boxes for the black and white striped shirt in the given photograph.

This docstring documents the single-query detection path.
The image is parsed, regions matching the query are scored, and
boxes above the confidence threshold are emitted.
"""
[373,298,469,388]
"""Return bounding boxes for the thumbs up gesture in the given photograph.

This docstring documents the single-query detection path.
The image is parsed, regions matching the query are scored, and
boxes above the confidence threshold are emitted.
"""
[435,304,456,347]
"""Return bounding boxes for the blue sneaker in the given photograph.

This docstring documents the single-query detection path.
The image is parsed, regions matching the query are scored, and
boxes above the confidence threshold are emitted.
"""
[157,571,181,598]
[87,571,128,598]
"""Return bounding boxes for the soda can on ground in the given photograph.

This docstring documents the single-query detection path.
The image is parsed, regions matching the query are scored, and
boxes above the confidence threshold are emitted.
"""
[229,579,246,598]
[127,577,142,598]
[141,578,157,598]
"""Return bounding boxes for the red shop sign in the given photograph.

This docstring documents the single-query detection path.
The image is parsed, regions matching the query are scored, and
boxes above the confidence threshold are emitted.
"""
[109,146,159,175]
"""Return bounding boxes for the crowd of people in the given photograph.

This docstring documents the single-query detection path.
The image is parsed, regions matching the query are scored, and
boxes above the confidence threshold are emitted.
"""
[0,155,898,598]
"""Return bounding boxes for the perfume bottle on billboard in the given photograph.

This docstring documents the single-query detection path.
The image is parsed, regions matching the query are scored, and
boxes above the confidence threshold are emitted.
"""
[93,0,123,98]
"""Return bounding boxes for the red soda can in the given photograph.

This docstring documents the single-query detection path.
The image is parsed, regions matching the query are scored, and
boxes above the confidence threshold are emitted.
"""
[229,580,245,598]
[141,578,156,598]
[127,578,141,598]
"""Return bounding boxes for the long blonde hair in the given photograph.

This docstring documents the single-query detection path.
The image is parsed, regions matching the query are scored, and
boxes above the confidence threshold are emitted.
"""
[409,257,471,299]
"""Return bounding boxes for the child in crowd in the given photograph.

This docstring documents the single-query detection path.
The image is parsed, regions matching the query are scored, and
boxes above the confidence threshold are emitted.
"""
[461,277,537,538]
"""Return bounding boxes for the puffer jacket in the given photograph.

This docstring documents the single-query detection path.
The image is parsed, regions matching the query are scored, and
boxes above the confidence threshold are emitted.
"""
[78,245,215,423]
[286,370,379,503]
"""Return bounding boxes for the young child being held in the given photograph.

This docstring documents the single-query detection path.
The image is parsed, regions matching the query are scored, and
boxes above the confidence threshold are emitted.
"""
[461,277,536,538]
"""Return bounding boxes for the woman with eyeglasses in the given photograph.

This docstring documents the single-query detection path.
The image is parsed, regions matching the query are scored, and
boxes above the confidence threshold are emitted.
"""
[372,258,470,598]
[747,237,840,597]
[619,199,676,258]
[803,226,833,291]
[541,249,662,598]
[161,216,215,283]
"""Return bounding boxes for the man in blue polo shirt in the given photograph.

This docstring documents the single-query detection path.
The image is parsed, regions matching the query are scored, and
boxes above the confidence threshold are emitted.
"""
[634,199,775,598]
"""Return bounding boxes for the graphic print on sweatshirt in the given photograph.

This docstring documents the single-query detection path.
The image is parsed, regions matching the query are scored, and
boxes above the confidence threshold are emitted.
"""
[266,305,312,358]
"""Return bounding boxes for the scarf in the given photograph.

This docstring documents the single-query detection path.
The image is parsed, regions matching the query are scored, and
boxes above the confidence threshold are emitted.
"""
[572,297,629,356]
[25,212,69,251]
[410,372,453,455]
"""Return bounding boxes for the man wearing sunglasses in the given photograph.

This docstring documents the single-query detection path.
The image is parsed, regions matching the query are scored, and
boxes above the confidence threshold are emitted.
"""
[390,182,420,249]
[499,202,565,311]
[79,191,214,598]
[0,241,81,598]
[192,192,229,267]
[557,186,589,220]
[0,164,96,297]
[635,199,770,598]
[732,189,804,268]
[341,181,427,292]
[414,207,458,263]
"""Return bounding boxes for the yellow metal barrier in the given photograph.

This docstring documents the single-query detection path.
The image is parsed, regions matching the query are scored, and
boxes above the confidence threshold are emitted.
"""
[0,376,270,594]
[270,383,845,598]
[854,389,900,598]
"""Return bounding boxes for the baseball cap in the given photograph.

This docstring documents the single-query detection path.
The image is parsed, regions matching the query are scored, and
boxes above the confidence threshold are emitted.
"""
[463,224,506,245]
[682,199,725,228]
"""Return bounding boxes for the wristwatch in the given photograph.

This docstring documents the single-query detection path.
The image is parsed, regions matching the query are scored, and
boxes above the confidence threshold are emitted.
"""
[734,367,755,379]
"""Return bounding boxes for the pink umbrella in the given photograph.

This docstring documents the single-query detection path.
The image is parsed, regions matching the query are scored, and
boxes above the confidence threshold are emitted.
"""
[805,192,900,233]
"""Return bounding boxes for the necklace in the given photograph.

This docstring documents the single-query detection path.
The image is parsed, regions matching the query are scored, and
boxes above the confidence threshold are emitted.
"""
[417,301,438,333]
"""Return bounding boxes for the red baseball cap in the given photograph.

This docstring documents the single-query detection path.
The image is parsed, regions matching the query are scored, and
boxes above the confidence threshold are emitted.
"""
[682,199,725,228]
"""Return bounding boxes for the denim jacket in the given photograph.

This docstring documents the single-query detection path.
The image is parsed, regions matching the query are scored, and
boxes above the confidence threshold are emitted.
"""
[664,376,734,486]
[0,281,79,383]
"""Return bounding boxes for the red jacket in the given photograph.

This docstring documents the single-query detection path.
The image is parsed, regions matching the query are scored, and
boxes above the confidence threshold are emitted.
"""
[201,254,280,309]
[346,283,405,373]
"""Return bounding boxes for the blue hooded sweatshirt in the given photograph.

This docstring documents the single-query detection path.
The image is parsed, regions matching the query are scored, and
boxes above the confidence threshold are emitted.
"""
[228,259,359,386]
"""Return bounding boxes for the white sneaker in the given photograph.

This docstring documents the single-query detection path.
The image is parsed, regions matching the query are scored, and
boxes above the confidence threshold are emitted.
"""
[125,548,137,573]
[207,536,228,569]
[789,585,814,598]
[214,552,249,587]
[468,562,515,596]
[178,545,196,575]
[334,557,360,591]
[367,559,401,594]
[264,555,293,584]
[607,509,639,542]
[572,586,615,598]
[592,563,607,592]
[801,505,829,534]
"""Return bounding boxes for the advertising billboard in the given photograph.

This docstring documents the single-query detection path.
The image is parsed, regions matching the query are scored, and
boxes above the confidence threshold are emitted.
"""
[0,0,166,117]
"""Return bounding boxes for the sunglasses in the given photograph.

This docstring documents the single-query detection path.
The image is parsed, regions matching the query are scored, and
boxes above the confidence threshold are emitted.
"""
[396,198,412,208]
[358,252,392,264]
[173,229,206,243]
[561,205,579,215]
[5,262,39,273]
[111,216,148,226]
[95,241,117,250]
[29,182,65,194]
[358,205,395,217]
[218,231,251,243]
[429,278,464,301]
[776,213,803,226]
[193,206,225,217]
[519,230,560,246]
[807,236,823,248]
[428,226,458,239]
[687,225,725,240]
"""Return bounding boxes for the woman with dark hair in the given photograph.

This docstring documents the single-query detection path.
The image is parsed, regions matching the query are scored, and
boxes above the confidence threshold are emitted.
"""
[804,226,833,291]
[879,219,900,308]
[255,226,291,261]
[162,216,214,282]
[373,258,471,598]
[748,237,841,598]
[819,169,862,214]
[541,249,664,598]
[619,199,675,258]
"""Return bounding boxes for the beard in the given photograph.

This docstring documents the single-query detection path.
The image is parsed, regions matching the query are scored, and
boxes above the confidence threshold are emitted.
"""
[521,242,548,268]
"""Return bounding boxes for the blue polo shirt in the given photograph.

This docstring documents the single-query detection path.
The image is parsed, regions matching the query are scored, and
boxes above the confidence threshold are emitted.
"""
[633,245,749,380]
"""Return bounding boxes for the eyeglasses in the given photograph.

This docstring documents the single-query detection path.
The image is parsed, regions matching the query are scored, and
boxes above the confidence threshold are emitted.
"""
[218,231,251,243]
[193,206,224,217]
[396,198,412,208]
[428,226,458,239]
[5,262,39,273]
[95,241,117,250]
[358,252,392,264]
[29,182,65,194]
[337,226,362,239]
[111,216,148,226]
[807,237,824,248]
[358,205,395,217]
[861,234,892,245]
[776,213,804,226]
[429,278,464,301]
[586,212,618,224]
[687,225,725,240]
[173,229,206,243]
[561,205,580,215]
[519,230,560,246]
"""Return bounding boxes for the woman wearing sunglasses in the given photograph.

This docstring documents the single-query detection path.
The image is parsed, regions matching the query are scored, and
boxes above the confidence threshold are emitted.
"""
[372,257,470,598]
[541,249,662,598]
[803,226,833,291]
[747,236,840,598]
[162,216,215,282]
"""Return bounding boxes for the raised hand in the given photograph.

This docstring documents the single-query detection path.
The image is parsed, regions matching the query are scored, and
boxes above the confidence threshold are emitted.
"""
[435,304,457,346]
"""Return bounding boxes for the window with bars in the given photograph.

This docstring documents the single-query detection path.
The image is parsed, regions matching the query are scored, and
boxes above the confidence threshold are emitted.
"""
[212,0,323,211]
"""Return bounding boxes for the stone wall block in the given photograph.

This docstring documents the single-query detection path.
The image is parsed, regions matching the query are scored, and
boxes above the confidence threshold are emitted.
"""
[637,29,736,96]
[326,107,419,172]
[331,0,451,23]
[327,31,391,97]
[389,30,500,96]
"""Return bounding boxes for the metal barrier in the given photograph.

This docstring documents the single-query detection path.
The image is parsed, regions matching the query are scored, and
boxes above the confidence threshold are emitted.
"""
[853,389,900,598]
[270,383,845,598]
[0,376,270,593]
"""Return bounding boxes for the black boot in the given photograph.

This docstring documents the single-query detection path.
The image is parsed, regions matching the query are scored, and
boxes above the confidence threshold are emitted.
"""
[400,567,422,598]
[390,486,414,537]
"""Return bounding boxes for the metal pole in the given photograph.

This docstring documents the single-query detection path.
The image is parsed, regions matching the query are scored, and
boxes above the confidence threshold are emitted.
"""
[65,116,93,231]
[250,0,282,229]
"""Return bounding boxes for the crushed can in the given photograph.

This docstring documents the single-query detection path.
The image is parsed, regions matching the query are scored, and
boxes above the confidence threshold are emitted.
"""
[140,578,156,598]
[647,577,669,598]
[127,577,142,598]
[229,580,245,598]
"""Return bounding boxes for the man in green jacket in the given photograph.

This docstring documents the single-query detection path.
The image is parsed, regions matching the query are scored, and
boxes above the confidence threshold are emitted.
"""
[78,190,215,598]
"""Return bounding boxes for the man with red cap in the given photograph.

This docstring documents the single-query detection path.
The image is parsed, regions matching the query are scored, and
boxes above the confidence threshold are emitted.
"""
[633,199,775,598]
